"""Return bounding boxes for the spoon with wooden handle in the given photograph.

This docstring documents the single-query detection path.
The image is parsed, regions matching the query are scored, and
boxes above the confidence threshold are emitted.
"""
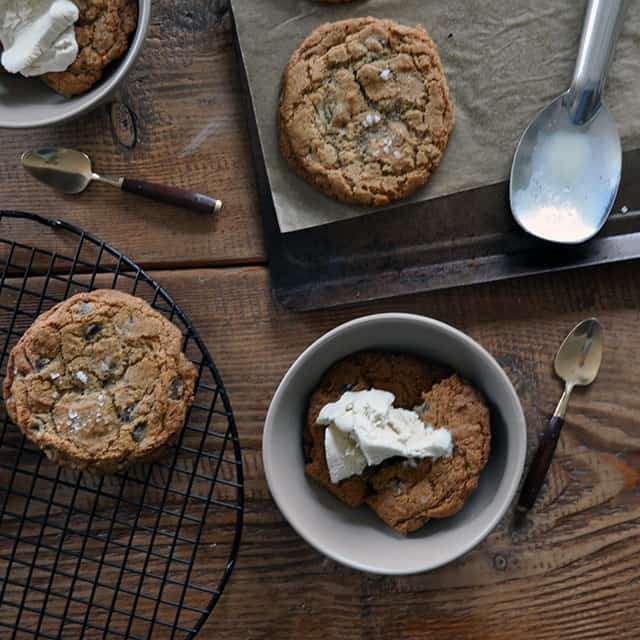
[517,318,604,514]
[21,147,222,215]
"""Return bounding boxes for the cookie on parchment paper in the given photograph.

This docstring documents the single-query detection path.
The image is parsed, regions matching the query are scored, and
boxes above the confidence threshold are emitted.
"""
[279,17,454,205]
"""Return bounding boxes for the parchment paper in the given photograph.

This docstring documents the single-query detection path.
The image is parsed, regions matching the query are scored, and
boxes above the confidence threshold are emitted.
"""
[232,0,640,233]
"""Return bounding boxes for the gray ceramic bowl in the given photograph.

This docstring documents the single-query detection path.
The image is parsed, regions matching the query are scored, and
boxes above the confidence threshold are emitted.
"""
[263,313,527,575]
[0,0,151,129]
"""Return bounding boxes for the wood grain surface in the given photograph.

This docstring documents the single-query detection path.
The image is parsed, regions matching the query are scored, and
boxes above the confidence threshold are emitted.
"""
[1,1,639,638]
[0,2,264,269]
[165,265,640,640]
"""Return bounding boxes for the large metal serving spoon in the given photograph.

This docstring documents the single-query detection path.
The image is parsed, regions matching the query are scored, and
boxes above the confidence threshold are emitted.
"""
[21,147,222,215]
[517,318,604,513]
[510,0,628,244]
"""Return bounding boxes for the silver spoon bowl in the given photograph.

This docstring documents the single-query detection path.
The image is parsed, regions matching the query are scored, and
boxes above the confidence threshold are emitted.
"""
[510,0,628,244]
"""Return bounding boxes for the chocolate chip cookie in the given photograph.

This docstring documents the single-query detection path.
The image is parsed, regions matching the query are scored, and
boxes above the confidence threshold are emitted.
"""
[304,352,491,534]
[279,17,454,205]
[304,351,450,508]
[366,374,491,534]
[4,290,197,473]
[44,0,138,97]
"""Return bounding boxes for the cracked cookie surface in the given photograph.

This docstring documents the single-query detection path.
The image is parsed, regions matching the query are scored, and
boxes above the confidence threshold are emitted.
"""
[366,374,491,535]
[304,351,450,508]
[304,352,490,534]
[279,17,454,205]
[4,290,197,473]
[44,0,138,97]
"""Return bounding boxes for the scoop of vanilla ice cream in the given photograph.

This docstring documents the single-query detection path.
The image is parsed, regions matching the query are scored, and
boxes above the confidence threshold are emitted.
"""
[318,388,453,483]
[0,0,79,77]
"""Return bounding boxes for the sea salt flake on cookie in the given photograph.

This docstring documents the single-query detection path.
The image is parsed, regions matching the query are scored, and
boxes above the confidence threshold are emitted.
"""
[279,17,455,205]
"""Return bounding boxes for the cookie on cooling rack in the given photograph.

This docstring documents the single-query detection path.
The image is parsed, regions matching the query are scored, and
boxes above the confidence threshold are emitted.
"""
[3,289,197,473]
[279,17,455,205]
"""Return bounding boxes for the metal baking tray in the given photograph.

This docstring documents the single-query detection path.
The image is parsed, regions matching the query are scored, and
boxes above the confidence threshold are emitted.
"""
[231,6,640,312]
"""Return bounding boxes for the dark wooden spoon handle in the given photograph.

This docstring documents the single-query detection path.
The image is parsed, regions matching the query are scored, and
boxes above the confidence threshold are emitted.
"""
[517,415,565,512]
[121,178,221,214]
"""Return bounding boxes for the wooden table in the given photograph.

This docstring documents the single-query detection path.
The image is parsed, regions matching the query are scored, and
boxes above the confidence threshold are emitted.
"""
[1,3,639,638]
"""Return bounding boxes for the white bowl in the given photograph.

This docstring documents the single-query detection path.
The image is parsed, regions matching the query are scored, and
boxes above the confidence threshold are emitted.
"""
[0,0,151,129]
[263,313,527,575]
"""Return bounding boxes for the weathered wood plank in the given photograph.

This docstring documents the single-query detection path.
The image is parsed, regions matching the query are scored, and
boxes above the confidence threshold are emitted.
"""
[188,263,640,639]
[3,263,638,638]
[0,3,264,268]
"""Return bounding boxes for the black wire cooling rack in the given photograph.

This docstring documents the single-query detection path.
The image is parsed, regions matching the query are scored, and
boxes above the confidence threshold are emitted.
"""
[0,211,244,639]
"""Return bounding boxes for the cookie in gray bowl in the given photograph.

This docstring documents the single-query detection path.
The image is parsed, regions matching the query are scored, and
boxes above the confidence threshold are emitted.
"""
[263,313,527,575]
